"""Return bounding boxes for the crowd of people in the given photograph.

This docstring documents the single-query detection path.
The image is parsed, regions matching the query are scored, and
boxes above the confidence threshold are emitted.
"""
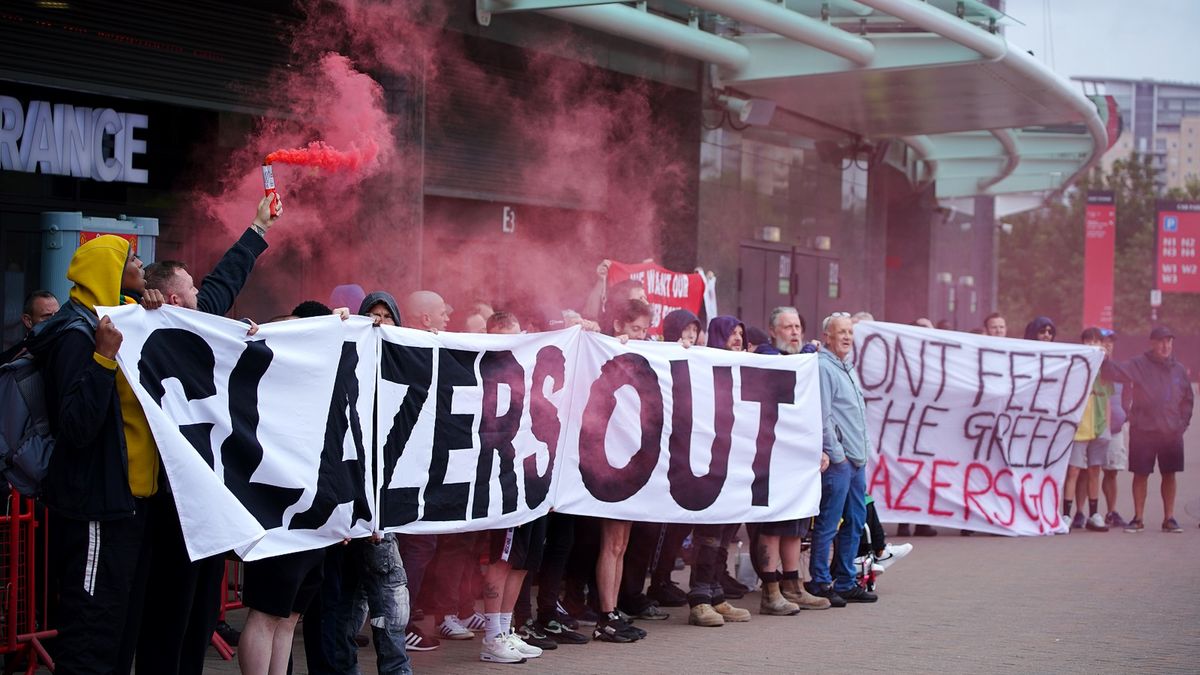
[4,195,1192,675]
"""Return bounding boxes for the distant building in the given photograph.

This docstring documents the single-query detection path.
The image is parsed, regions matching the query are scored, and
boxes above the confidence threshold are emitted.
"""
[1075,76,1200,190]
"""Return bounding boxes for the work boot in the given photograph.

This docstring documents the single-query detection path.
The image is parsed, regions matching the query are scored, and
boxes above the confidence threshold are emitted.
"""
[780,577,831,610]
[759,582,801,616]
[712,601,751,622]
[687,604,725,627]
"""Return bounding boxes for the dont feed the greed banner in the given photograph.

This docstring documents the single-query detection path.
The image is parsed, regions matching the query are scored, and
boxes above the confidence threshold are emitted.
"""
[100,305,823,561]
[853,323,1104,536]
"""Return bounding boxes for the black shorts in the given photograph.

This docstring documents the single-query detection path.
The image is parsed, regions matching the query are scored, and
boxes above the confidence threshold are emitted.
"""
[1129,430,1185,475]
[758,519,808,538]
[242,547,326,618]
[490,516,549,571]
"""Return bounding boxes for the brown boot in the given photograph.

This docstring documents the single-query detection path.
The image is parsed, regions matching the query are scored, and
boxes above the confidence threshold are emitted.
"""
[759,582,801,615]
[712,601,751,622]
[688,603,725,627]
[781,577,831,610]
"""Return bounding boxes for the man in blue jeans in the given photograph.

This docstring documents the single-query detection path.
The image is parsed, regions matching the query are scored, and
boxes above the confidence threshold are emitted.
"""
[805,313,878,607]
[332,534,412,675]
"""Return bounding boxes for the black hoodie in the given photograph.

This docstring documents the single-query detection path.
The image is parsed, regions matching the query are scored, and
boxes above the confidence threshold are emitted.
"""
[358,291,403,326]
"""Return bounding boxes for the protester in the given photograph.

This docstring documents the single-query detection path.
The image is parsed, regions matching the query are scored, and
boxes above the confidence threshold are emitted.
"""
[583,259,648,321]
[20,290,59,333]
[240,300,346,675]
[805,312,877,606]
[26,234,166,674]
[745,307,828,611]
[311,292,414,675]
[759,306,819,355]
[679,316,764,625]
[983,312,1007,337]
[403,291,452,333]
[474,311,554,663]
[1064,328,1114,532]
[137,194,283,675]
[851,311,874,324]
[592,299,653,643]
[1099,329,1129,527]
[392,291,452,652]
[1024,316,1057,342]
[1103,326,1193,533]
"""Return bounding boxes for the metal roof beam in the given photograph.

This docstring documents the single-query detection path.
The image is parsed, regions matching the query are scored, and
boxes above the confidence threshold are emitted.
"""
[722,33,981,83]
[688,0,875,66]
[539,3,752,72]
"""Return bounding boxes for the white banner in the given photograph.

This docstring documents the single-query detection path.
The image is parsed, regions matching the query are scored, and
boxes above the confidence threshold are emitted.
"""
[101,305,823,560]
[554,334,823,524]
[100,306,377,560]
[854,322,1104,536]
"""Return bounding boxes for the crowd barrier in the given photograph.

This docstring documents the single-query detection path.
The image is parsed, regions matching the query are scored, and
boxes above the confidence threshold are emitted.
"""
[1,489,55,674]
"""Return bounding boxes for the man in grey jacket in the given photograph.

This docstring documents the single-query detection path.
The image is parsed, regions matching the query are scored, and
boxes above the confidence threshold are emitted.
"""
[804,313,877,606]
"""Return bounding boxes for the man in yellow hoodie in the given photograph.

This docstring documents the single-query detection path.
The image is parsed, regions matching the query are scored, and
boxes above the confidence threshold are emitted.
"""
[27,235,164,675]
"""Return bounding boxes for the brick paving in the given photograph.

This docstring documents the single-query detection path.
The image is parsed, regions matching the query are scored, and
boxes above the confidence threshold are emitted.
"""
[201,455,1200,675]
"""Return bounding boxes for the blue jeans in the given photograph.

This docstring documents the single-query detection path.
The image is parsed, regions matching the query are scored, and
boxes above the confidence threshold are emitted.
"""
[332,535,412,675]
[808,460,866,593]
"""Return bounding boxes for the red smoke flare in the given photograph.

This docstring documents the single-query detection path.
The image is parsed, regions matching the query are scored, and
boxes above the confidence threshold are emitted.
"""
[265,140,378,171]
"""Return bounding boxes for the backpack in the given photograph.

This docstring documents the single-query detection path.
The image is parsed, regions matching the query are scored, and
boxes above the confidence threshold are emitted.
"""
[1,319,89,498]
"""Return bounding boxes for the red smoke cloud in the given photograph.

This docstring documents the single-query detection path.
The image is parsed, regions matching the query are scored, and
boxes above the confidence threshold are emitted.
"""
[179,1,694,325]
[265,140,378,171]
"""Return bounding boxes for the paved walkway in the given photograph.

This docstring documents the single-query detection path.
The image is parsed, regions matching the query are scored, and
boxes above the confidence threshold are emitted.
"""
[202,463,1200,674]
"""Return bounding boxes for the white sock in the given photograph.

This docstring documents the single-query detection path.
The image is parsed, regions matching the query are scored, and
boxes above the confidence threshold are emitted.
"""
[485,612,504,641]
[501,612,513,635]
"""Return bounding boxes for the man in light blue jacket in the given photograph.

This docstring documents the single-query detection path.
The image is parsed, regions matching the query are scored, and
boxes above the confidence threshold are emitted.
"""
[804,313,878,606]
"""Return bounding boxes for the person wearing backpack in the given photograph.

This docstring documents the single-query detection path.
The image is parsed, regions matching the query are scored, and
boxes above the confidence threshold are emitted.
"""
[25,234,165,675]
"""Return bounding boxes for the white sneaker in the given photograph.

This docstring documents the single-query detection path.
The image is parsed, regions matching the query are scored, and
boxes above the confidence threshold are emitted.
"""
[876,542,913,571]
[458,611,487,632]
[505,631,543,659]
[481,635,526,663]
[437,615,475,640]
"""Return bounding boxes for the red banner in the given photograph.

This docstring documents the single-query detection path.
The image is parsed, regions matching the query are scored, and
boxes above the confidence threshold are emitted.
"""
[1082,191,1115,329]
[607,261,706,337]
[1158,201,1200,293]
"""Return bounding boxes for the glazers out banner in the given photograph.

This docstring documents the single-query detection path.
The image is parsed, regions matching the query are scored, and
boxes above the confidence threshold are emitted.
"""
[101,305,823,561]
[854,323,1103,536]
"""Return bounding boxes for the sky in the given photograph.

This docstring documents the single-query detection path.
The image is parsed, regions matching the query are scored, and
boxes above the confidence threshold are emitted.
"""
[1003,0,1200,85]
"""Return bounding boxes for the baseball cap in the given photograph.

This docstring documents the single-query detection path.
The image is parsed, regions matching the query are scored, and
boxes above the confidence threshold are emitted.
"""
[1150,326,1175,340]
[1099,328,1115,339]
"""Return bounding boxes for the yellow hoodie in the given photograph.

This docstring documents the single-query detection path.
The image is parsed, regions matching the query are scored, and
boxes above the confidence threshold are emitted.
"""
[67,235,159,498]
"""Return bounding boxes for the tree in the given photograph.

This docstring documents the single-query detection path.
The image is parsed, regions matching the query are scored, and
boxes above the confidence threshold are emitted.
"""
[998,155,1200,341]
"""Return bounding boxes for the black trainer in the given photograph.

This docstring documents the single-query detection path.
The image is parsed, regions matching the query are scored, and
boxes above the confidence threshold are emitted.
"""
[537,618,590,644]
[628,603,670,621]
[552,603,581,631]
[647,580,688,607]
[614,611,647,639]
[517,619,559,650]
[593,613,634,643]
[804,582,847,608]
[839,585,878,603]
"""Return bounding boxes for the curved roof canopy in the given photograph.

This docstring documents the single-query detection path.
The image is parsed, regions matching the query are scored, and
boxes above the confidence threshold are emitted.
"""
[477,0,1106,201]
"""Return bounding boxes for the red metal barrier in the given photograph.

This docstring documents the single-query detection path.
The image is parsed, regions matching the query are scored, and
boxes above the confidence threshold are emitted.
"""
[1,489,55,673]
[211,558,244,660]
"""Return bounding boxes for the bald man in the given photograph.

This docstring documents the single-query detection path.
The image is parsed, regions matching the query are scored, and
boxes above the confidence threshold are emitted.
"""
[404,291,452,333]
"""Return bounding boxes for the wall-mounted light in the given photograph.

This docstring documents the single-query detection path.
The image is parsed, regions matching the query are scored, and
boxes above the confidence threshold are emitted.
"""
[760,226,781,242]
[813,235,832,251]
[717,94,777,126]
